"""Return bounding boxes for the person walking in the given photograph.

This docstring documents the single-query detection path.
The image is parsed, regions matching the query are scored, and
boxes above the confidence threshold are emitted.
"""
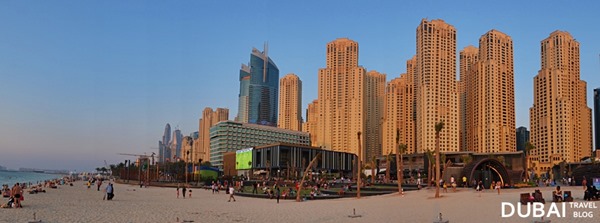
[176,184,180,199]
[228,186,236,202]
[106,183,114,200]
[10,183,22,208]
[182,184,187,199]
[275,186,281,204]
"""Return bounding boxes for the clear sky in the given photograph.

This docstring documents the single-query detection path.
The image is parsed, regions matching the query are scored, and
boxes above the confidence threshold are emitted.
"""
[1,0,598,171]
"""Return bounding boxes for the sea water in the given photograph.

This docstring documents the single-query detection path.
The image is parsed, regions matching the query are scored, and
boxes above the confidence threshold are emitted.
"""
[0,171,62,186]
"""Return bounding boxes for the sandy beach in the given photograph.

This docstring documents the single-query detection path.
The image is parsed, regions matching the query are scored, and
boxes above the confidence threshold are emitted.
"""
[0,182,598,223]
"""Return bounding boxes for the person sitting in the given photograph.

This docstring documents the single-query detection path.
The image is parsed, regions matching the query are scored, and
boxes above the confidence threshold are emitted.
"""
[1,196,15,208]
[552,186,563,202]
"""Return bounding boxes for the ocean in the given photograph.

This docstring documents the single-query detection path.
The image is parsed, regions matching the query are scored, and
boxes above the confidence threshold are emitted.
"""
[0,171,63,186]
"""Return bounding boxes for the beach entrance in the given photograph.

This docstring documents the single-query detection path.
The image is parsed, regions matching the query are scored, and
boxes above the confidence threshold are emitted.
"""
[462,158,511,189]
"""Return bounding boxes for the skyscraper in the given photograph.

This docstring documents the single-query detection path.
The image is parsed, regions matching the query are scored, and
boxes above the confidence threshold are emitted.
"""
[416,19,459,153]
[530,31,593,175]
[365,70,386,160]
[595,88,600,152]
[516,126,530,152]
[237,45,279,126]
[158,123,171,163]
[198,107,229,164]
[383,73,415,155]
[278,73,302,131]
[466,30,515,153]
[459,46,478,151]
[315,38,385,161]
[304,100,319,146]
[170,129,183,160]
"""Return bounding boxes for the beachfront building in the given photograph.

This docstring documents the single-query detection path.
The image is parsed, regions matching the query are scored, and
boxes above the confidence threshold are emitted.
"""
[529,31,593,176]
[278,73,302,131]
[382,60,416,155]
[303,100,318,147]
[231,143,357,179]
[458,46,478,152]
[209,121,310,169]
[197,107,229,164]
[416,19,459,153]
[465,29,515,153]
[516,127,529,152]
[237,45,279,127]
[313,38,385,162]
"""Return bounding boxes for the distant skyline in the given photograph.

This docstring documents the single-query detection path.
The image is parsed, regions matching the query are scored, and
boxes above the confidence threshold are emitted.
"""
[1,1,599,171]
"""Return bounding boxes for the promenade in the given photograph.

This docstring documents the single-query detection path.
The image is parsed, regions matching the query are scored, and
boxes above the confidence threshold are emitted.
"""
[0,182,598,223]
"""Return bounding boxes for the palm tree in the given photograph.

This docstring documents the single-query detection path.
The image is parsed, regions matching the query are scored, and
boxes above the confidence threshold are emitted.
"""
[398,143,407,195]
[435,120,444,198]
[425,150,434,187]
[524,142,535,181]
[296,153,322,202]
[386,151,393,183]
[357,131,362,199]
[371,155,377,184]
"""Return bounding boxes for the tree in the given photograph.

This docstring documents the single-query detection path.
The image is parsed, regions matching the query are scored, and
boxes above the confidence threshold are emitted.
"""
[357,132,362,199]
[200,161,213,167]
[398,143,407,195]
[524,142,535,181]
[296,153,322,202]
[435,120,444,198]
[460,155,473,165]
[386,151,393,183]
[425,150,434,187]
[371,155,377,184]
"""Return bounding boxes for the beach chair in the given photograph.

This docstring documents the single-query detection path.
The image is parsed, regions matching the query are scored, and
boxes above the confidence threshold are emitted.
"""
[564,191,573,202]
[520,193,531,205]
[533,190,545,204]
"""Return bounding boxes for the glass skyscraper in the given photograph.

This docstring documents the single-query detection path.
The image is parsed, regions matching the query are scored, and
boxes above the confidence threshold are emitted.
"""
[237,45,279,126]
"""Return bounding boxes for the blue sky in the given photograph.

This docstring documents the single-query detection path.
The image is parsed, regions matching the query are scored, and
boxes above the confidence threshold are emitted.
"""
[1,0,598,171]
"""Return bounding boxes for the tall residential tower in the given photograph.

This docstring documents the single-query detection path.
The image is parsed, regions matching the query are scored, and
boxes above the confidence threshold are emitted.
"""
[530,31,592,174]
[278,74,303,131]
[314,38,385,161]
[416,19,459,153]
[466,30,515,153]
[198,107,229,164]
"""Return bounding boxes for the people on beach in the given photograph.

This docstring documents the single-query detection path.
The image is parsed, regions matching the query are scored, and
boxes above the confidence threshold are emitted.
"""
[495,181,501,195]
[97,180,102,191]
[176,184,180,198]
[275,186,280,204]
[582,176,587,190]
[182,185,187,199]
[462,176,467,188]
[106,183,114,200]
[228,186,236,202]
[10,183,22,208]
[189,189,192,198]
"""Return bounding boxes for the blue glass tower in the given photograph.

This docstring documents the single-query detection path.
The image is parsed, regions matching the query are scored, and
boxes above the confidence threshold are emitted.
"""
[237,45,279,126]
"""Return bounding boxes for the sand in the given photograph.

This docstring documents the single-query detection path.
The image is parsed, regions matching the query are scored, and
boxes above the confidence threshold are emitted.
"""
[0,182,598,223]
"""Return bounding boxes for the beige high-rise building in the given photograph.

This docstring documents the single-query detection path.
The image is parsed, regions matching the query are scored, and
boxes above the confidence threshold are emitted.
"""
[459,46,478,151]
[530,31,592,175]
[278,73,303,131]
[365,70,386,160]
[383,75,415,155]
[416,19,459,153]
[304,100,319,146]
[466,30,515,153]
[315,38,385,161]
[196,107,229,163]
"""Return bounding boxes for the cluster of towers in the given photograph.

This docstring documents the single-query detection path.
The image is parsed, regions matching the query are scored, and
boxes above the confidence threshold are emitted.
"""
[158,19,594,176]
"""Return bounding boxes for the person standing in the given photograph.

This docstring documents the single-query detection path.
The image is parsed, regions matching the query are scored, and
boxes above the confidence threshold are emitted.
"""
[252,182,258,194]
[176,184,180,199]
[11,183,22,208]
[106,183,114,200]
[182,184,187,199]
[582,176,587,190]
[275,186,281,204]
[228,186,236,202]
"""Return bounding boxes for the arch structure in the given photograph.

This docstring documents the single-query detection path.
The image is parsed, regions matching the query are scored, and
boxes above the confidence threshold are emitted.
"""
[462,158,512,187]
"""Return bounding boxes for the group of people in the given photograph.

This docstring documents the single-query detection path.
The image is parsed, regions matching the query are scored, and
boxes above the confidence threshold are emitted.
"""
[176,184,191,198]
[1,183,23,208]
